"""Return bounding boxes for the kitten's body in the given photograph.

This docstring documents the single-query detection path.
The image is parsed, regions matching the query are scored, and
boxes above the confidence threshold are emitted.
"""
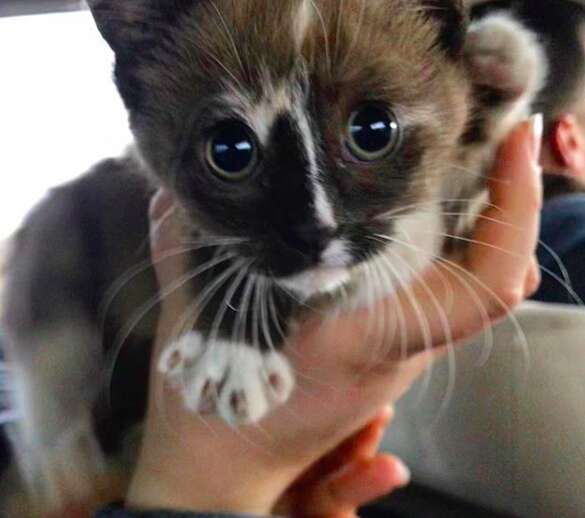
[1,1,546,514]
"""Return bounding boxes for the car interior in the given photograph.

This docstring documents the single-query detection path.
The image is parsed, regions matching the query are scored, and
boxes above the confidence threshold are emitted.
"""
[1,1,585,517]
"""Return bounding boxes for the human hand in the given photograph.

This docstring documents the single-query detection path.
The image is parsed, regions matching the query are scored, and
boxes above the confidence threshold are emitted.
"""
[126,116,543,516]
[275,406,410,518]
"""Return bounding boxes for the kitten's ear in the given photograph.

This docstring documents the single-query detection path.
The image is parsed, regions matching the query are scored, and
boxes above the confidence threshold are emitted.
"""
[87,0,149,54]
[422,0,469,57]
[87,0,194,55]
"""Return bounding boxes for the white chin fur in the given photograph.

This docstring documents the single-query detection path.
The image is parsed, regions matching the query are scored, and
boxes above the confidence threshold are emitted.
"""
[277,267,351,300]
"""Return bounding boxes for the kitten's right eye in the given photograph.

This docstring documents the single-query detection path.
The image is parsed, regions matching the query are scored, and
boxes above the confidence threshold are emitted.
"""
[346,104,401,162]
[206,121,258,181]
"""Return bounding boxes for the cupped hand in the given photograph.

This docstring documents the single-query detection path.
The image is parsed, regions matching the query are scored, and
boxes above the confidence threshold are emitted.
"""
[126,116,542,516]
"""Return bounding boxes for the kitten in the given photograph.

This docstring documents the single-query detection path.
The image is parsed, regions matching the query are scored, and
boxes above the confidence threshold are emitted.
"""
[1,0,546,513]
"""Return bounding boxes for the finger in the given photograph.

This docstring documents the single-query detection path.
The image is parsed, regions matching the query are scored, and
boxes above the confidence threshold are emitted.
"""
[306,455,410,516]
[148,189,191,317]
[468,114,543,302]
[149,188,175,224]
[435,115,542,338]
[149,188,179,258]
[339,406,393,461]
[524,255,541,298]
[289,407,393,492]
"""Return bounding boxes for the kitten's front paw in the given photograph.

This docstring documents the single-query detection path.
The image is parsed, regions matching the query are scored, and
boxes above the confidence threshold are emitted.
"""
[158,333,204,389]
[158,333,295,425]
[465,14,547,101]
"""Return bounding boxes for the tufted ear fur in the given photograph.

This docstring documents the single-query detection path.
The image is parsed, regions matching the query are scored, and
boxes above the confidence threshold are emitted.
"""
[87,0,195,56]
[421,0,469,57]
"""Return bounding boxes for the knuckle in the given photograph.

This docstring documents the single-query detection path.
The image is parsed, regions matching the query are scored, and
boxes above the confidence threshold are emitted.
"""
[524,270,542,297]
[148,191,164,220]
[490,287,525,316]
[149,189,173,221]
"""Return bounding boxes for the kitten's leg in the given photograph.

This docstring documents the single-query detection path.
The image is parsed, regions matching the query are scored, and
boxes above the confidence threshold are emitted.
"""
[2,192,106,511]
[6,325,105,510]
[159,333,294,425]
[446,13,547,244]
[464,12,547,142]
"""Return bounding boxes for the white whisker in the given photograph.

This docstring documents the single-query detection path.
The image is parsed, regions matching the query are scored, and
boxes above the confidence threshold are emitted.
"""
[309,0,332,77]
[208,1,246,78]
[105,250,237,409]
[99,242,236,336]
[382,241,457,420]
[208,260,252,347]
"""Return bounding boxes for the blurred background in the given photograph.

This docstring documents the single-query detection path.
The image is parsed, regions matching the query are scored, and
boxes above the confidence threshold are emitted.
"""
[0,1,131,243]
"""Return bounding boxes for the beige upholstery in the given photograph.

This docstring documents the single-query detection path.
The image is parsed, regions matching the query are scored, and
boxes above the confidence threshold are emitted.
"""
[384,302,585,517]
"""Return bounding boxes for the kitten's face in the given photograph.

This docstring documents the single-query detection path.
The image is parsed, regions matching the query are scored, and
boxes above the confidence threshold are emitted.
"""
[92,0,470,297]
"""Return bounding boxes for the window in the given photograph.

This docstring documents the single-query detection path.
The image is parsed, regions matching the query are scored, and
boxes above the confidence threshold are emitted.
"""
[0,9,132,240]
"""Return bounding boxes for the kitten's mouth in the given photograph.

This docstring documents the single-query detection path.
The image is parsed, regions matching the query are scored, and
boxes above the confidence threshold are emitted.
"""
[276,266,352,300]
[270,235,356,299]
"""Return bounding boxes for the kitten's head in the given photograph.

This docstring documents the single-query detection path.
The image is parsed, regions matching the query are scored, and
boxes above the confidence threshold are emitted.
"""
[90,0,471,298]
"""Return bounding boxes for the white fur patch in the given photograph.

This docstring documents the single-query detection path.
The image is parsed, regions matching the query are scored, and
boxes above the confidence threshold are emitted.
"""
[313,183,337,229]
[322,238,352,268]
[159,333,295,425]
[291,94,338,231]
[244,82,294,145]
[391,205,444,277]
[349,205,444,310]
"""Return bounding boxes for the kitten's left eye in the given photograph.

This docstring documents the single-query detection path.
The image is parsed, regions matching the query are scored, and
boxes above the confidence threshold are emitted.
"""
[346,104,401,161]
[206,121,258,181]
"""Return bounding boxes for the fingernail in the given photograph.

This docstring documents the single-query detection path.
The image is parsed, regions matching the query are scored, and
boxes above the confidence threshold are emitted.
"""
[529,113,544,162]
[395,459,411,487]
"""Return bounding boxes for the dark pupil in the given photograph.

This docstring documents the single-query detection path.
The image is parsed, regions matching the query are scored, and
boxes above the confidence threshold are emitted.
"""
[350,106,393,154]
[212,124,254,173]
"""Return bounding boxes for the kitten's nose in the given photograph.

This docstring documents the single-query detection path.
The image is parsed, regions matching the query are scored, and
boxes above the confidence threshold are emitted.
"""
[288,223,334,257]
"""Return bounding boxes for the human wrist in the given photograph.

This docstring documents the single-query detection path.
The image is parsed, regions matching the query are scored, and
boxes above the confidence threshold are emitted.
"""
[125,418,300,516]
[126,460,286,516]
[126,471,278,516]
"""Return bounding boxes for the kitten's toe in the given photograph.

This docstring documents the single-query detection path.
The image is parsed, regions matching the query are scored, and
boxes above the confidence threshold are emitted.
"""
[158,332,204,388]
[262,351,295,406]
[181,341,231,414]
[465,14,547,100]
[218,350,269,425]
[217,348,294,425]
[167,337,295,425]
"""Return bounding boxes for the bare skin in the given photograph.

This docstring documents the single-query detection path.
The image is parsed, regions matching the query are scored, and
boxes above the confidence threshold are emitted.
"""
[126,116,543,517]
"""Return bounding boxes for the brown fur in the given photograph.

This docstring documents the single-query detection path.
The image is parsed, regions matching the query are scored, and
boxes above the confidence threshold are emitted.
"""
[102,0,471,231]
